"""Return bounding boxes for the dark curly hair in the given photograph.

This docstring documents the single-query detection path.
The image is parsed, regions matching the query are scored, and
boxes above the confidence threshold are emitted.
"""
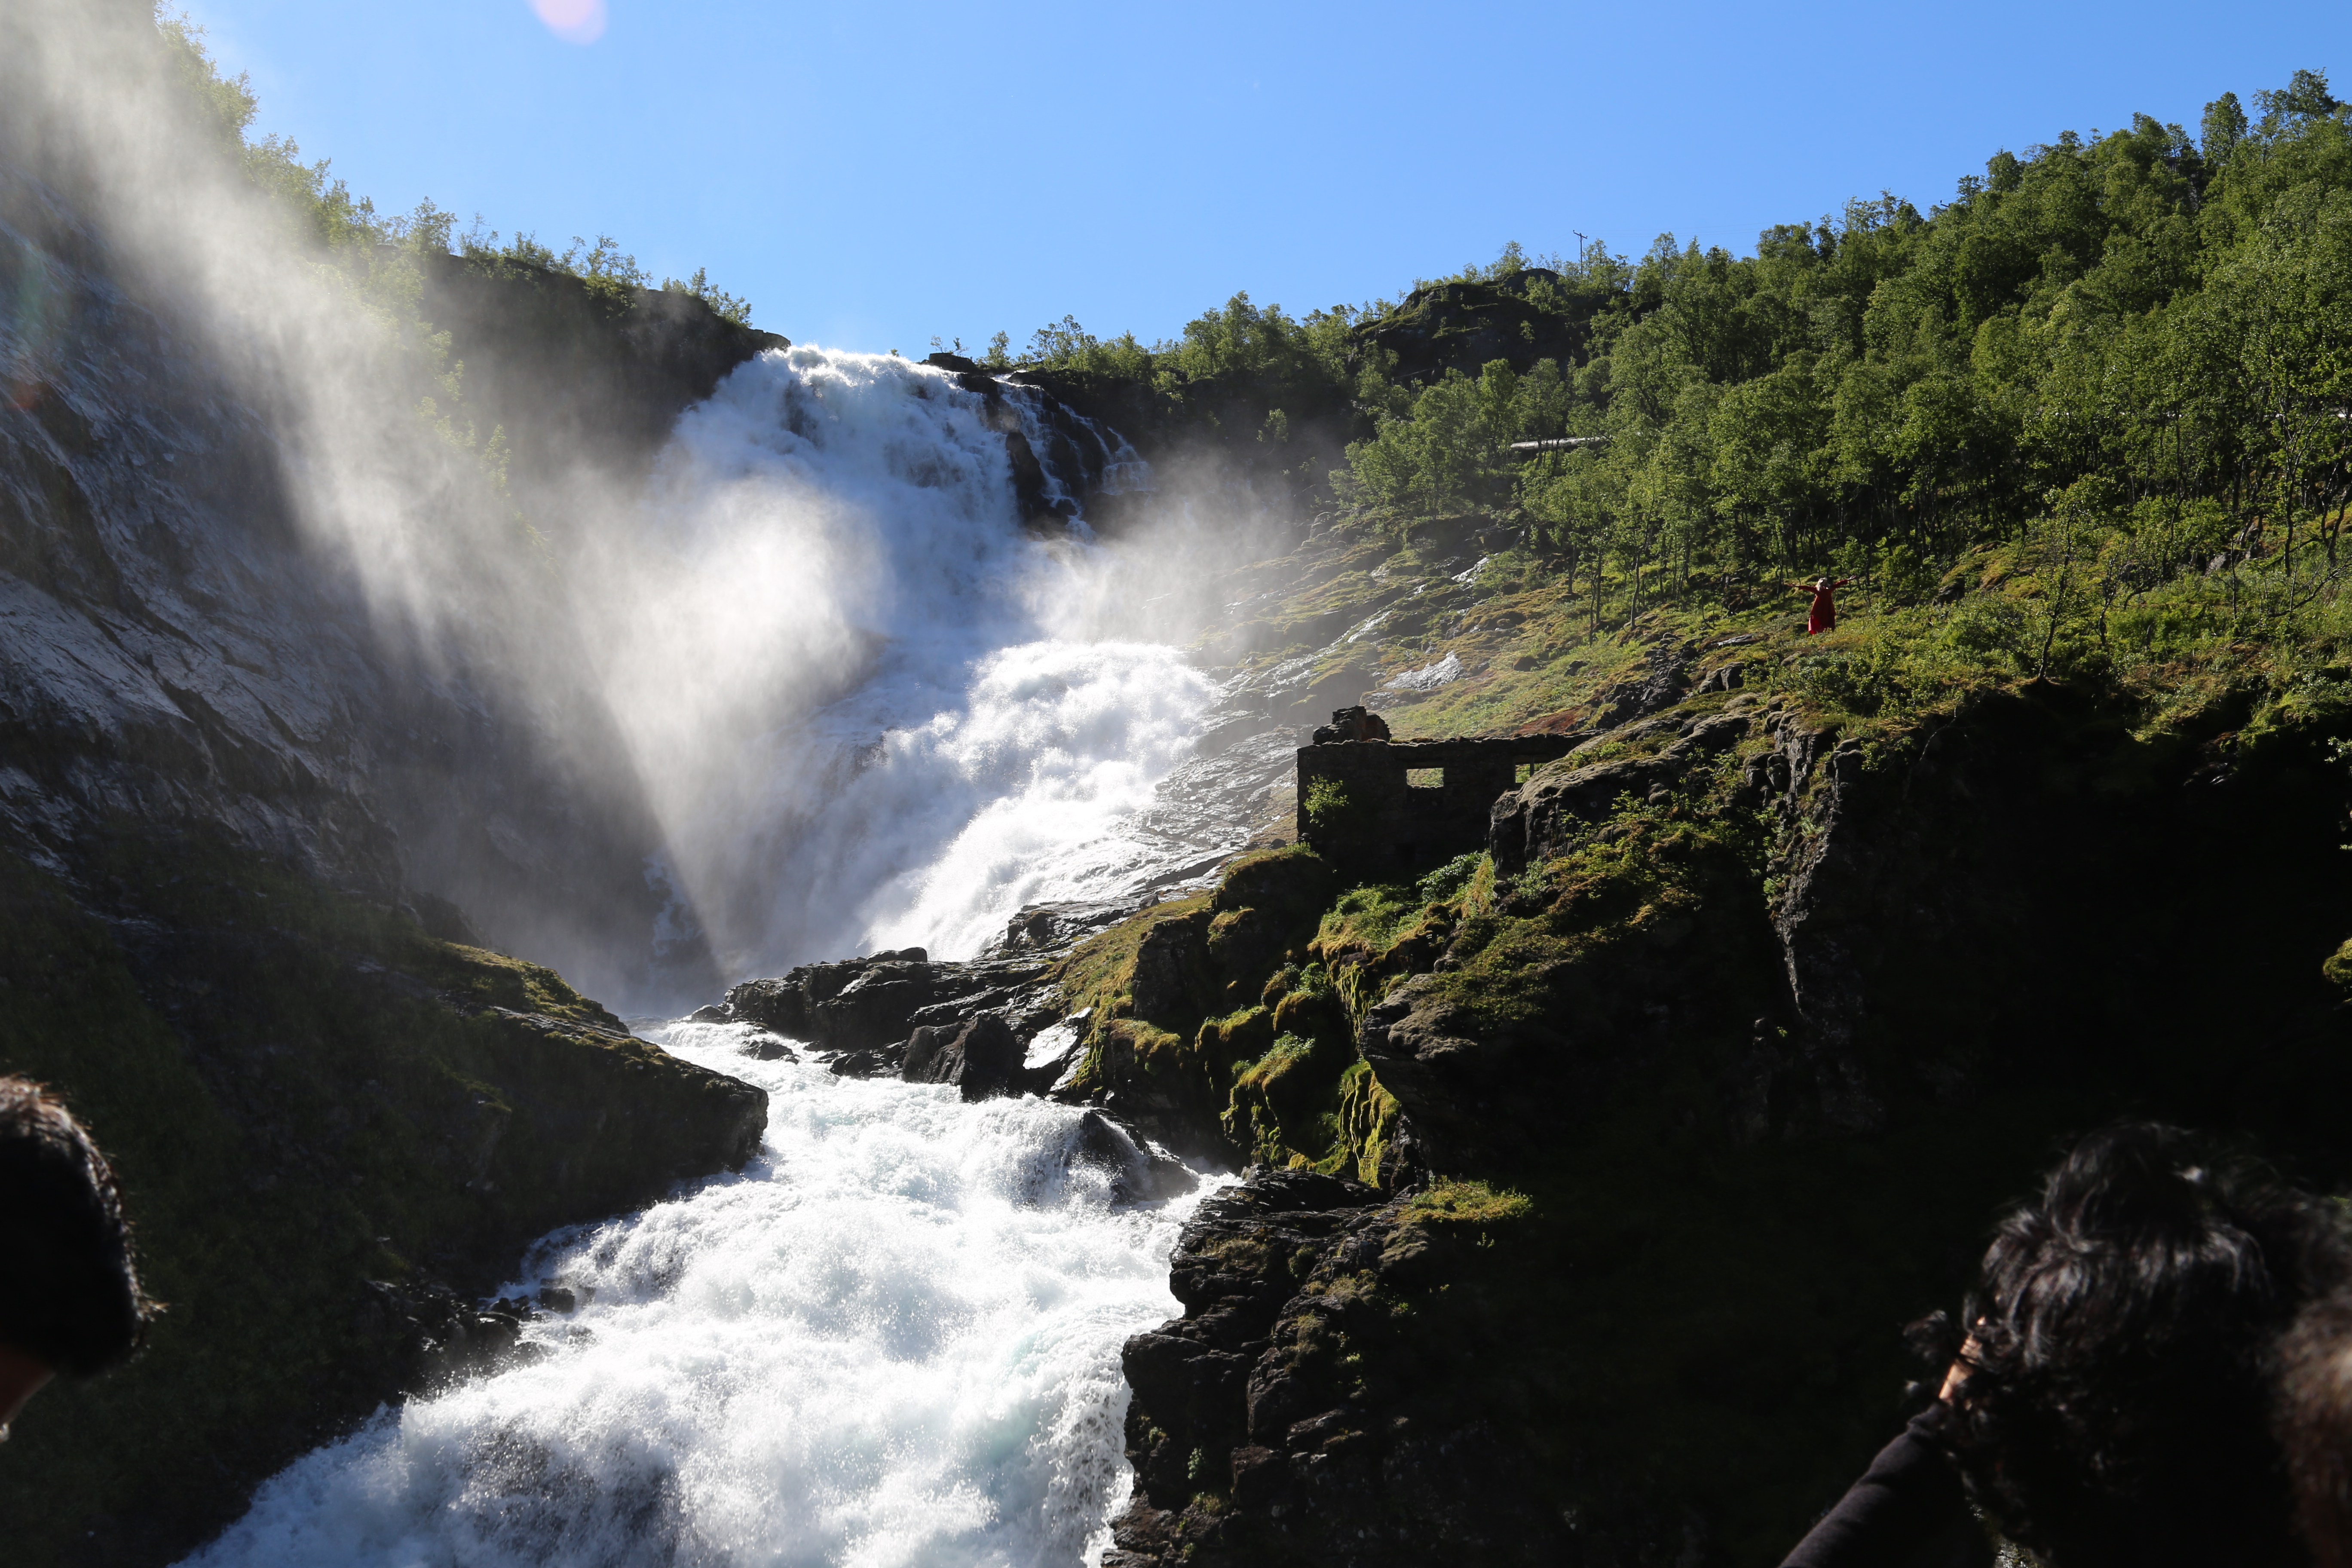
[2278,1285,2352,1568]
[0,1077,150,1376]
[1941,1124,2346,1568]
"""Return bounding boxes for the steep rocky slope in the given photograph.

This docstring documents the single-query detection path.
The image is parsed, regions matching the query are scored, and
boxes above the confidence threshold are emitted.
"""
[0,86,784,1561]
[1029,518,2352,1565]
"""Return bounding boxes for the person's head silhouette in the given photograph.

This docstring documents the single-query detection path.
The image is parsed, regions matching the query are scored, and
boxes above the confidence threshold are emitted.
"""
[0,1077,150,1439]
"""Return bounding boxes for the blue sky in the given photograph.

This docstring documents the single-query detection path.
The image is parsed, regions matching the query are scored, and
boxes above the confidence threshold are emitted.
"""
[178,0,2348,356]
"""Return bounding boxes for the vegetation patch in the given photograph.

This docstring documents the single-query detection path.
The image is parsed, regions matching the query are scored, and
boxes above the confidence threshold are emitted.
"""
[1403,1178,1534,1226]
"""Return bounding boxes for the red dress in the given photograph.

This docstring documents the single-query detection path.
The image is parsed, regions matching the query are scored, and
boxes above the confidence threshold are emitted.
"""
[1807,588,1837,635]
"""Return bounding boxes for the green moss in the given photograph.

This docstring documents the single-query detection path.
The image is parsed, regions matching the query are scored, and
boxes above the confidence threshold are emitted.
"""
[1404,1178,1534,1226]
[1337,1060,1403,1185]
[1053,892,1213,1049]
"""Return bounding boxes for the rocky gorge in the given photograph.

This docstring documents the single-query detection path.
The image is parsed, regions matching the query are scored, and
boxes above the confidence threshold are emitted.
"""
[661,535,2352,1562]
[9,8,2352,1565]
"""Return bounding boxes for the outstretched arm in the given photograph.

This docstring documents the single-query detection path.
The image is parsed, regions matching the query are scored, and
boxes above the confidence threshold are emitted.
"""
[1778,1400,1981,1568]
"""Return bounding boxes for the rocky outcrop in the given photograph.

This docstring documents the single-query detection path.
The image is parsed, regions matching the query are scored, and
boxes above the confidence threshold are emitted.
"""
[1353,270,1592,387]
[901,1014,1022,1099]
[702,947,1058,1057]
[1586,637,1691,729]
[417,251,787,497]
[0,838,770,1564]
[1488,704,1753,877]
[1107,1168,1568,1568]
[983,897,1139,957]
[0,149,768,1000]
[918,353,1143,532]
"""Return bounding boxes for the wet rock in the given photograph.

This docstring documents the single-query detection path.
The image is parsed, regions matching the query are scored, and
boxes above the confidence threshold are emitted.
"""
[900,1023,950,1081]
[1070,1110,1199,1204]
[1106,1166,1568,1567]
[741,1033,796,1062]
[982,898,1137,958]
[816,961,940,1048]
[354,1279,535,1395]
[902,1014,1023,1100]
[712,949,1049,1053]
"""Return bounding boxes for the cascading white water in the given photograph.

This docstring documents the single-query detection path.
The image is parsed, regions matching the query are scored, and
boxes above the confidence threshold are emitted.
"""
[179,348,1246,1566]
[593,345,1226,988]
[184,1026,1214,1568]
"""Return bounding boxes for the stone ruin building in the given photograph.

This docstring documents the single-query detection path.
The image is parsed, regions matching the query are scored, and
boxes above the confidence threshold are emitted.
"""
[1296,707,1580,865]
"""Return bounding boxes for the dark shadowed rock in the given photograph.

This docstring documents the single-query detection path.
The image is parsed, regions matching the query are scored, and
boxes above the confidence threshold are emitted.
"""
[1070,1109,1200,1204]
[903,1014,1023,1100]
[1588,638,1689,729]
[1106,1166,1567,1568]
[709,949,1048,1054]
[1489,755,1676,877]
[1487,710,1752,878]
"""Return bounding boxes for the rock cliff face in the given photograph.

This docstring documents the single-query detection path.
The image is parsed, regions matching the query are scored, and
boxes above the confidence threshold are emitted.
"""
[1109,1171,1570,1568]
[0,835,769,1565]
[0,87,782,1562]
[1069,579,2352,1563]
[0,156,790,991]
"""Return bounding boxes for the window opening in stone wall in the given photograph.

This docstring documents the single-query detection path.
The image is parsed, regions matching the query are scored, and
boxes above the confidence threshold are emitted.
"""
[1516,762,1536,783]
[1407,768,1444,789]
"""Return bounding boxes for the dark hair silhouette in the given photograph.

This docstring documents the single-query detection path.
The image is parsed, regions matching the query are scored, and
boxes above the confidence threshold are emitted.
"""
[0,1077,150,1375]
[1943,1123,2342,1568]
[2278,1287,2352,1567]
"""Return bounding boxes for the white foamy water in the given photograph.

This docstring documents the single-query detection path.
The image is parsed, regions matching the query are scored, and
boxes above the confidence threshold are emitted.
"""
[594,346,1221,984]
[184,1025,1213,1568]
[178,349,1249,1567]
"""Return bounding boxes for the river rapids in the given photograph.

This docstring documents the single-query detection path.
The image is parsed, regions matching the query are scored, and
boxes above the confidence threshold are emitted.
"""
[180,347,1259,1567]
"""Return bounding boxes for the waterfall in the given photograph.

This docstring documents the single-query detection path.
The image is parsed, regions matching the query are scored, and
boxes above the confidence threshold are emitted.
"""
[587,345,1222,989]
[175,351,1248,1565]
[181,1027,1214,1568]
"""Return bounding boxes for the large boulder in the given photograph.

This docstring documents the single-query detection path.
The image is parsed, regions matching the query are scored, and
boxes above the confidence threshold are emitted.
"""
[1105,1167,1564,1568]
[1488,755,1677,877]
[902,1014,1023,1100]
[706,948,1056,1055]
[812,960,941,1048]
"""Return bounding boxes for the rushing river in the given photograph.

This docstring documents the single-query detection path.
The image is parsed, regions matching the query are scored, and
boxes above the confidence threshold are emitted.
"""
[185,1026,1213,1568]
[180,348,1253,1565]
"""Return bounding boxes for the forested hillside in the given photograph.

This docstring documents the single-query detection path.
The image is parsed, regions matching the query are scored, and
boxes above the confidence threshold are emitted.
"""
[1012,69,2352,1568]
[1025,71,2351,668]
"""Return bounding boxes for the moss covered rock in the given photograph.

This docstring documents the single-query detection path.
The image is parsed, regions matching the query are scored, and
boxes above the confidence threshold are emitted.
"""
[0,835,765,1564]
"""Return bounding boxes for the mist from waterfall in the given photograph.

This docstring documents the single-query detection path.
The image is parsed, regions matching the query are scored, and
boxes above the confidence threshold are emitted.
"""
[594,346,1221,985]
[3,1,1259,1009]
[11,9,1271,1564]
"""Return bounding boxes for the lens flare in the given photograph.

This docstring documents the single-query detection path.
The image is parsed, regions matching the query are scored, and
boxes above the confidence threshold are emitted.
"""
[527,0,607,45]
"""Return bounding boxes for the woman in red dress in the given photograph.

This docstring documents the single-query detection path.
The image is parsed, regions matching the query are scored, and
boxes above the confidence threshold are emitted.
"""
[1791,576,1851,635]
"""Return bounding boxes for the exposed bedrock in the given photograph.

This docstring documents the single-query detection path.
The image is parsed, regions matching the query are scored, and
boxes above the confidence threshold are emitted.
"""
[0,839,769,1564]
[1089,670,2352,1566]
[1106,1170,1570,1568]
[703,948,1058,1059]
